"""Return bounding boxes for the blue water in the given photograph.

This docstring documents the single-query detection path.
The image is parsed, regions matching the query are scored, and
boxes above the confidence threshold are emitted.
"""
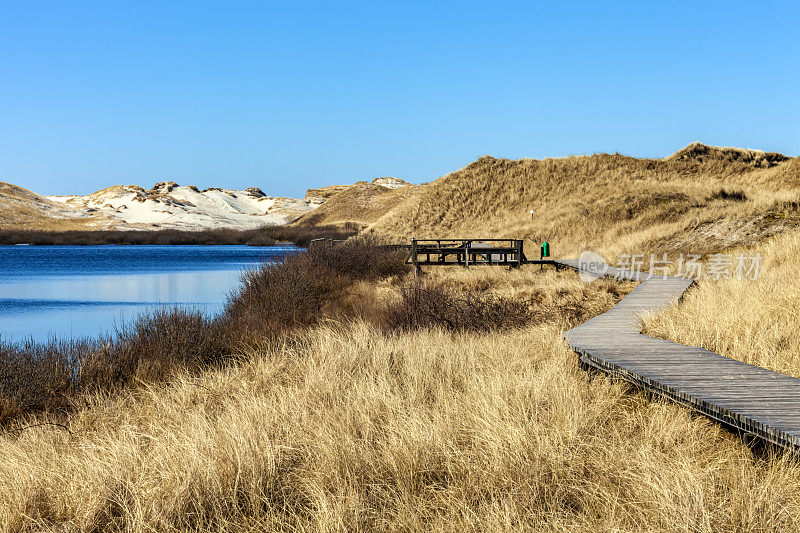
[0,245,297,342]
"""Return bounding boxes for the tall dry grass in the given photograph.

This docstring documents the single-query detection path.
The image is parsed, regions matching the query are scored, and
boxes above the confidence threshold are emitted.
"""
[3,319,800,531]
[3,263,800,531]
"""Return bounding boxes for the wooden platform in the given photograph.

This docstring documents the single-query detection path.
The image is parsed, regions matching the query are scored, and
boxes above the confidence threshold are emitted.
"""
[409,238,533,271]
[555,258,800,451]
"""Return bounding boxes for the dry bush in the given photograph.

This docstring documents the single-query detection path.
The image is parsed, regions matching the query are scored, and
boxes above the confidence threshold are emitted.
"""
[706,188,748,202]
[382,265,633,333]
[81,308,229,390]
[668,142,790,167]
[0,223,358,246]
[225,239,409,338]
[0,340,87,423]
[385,280,531,332]
[0,309,227,425]
[265,222,361,246]
[422,266,635,329]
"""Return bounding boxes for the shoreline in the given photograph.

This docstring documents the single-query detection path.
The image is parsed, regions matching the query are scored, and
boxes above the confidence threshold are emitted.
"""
[0,224,358,247]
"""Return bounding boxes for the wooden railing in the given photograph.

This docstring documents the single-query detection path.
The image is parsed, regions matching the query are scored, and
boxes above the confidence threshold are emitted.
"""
[409,238,527,271]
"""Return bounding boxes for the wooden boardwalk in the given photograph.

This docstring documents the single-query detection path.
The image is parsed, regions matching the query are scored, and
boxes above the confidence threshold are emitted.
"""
[555,258,800,451]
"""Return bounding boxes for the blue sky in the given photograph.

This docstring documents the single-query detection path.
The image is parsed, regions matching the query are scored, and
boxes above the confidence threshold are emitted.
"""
[1,1,798,197]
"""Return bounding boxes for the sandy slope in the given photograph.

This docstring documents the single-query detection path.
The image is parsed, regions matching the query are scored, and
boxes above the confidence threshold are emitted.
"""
[0,181,109,230]
[363,143,800,259]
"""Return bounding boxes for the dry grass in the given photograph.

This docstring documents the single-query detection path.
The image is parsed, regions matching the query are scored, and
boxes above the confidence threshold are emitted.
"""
[389,267,636,332]
[294,181,418,228]
[4,317,800,531]
[0,182,111,230]
[644,227,800,378]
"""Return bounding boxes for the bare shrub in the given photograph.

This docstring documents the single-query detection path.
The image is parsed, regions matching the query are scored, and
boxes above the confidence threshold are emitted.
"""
[225,239,410,337]
[707,188,748,202]
[0,308,226,424]
[385,280,530,332]
[0,339,87,423]
[81,308,228,390]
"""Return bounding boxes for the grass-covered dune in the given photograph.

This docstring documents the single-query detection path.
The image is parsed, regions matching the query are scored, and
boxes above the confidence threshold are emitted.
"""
[644,227,800,379]
[302,143,800,261]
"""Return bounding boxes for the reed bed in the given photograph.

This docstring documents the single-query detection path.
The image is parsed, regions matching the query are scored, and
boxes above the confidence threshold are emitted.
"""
[0,223,358,247]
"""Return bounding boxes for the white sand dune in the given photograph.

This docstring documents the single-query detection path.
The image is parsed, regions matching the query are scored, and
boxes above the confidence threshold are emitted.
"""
[46,182,320,230]
[40,178,409,230]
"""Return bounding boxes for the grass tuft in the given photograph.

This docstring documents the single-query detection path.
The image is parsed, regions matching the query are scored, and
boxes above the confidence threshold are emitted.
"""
[706,188,748,202]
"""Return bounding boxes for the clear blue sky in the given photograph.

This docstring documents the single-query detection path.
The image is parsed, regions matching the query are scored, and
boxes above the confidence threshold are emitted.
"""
[1,1,798,197]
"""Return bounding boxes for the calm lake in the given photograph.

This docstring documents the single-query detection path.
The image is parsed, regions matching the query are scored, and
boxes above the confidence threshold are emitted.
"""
[0,245,296,342]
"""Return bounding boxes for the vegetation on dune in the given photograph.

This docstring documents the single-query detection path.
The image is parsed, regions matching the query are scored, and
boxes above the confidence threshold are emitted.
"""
[225,238,410,338]
[0,223,360,247]
[385,269,632,333]
[3,270,800,530]
[293,180,417,228]
[0,181,119,230]
[363,144,800,261]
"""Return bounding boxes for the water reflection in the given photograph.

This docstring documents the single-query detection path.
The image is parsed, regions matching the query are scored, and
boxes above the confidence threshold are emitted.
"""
[0,245,291,342]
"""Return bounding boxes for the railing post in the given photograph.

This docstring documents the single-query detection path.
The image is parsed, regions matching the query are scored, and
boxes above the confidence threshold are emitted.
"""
[464,240,470,268]
[411,238,420,275]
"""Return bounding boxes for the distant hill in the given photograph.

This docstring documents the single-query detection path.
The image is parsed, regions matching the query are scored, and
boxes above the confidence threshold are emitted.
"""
[295,178,415,228]
[363,143,800,258]
[47,181,320,230]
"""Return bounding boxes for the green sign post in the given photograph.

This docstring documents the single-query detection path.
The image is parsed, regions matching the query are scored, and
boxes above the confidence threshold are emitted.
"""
[541,241,550,259]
